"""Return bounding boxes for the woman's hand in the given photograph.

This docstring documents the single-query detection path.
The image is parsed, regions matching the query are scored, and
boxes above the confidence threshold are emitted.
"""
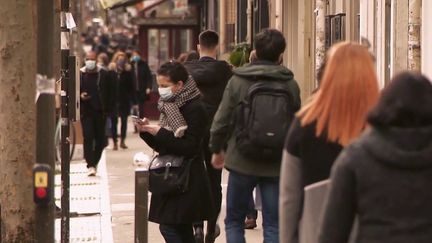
[139,117,150,126]
[211,152,225,169]
[137,124,161,135]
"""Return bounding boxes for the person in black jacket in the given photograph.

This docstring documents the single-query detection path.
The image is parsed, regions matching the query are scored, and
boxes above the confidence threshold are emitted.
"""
[80,51,114,176]
[131,50,153,118]
[319,71,432,243]
[136,61,212,243]
[110,52,136,150]
[184,30,233,243]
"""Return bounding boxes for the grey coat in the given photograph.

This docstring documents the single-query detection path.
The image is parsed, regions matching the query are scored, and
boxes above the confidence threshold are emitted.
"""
[319,126,432,243]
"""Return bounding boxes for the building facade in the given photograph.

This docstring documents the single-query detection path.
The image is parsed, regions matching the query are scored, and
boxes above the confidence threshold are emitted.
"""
[217,0,430,100]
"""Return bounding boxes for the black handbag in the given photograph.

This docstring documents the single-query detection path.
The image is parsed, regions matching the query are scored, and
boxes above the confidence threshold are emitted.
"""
[148,154,192,196]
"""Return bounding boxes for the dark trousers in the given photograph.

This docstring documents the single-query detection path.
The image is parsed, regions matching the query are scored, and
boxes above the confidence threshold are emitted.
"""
[247,194,258,219]
[81,113,107,168]
[195,132,222,234]
[138,102,145,119]
[110,113,128,143]
[159,224,195,243]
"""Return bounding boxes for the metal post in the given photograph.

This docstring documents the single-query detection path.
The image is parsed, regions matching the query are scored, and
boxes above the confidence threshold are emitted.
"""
[36,0,56,241]
[60,0,71,242]
[135,169,149,243]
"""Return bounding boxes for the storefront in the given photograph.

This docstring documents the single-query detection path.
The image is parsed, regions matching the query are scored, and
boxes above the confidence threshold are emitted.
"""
[133,0,201,72]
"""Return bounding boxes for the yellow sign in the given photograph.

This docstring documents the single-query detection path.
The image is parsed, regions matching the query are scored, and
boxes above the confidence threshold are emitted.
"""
[35,172,48,188]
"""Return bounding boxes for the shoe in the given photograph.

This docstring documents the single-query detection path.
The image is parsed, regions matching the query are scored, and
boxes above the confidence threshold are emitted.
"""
[87,167,97,176]
[113,142,118,151]
[244,217,257,229]
[194,226,204,243]
[205,224,220,243]
[120,140,128,149]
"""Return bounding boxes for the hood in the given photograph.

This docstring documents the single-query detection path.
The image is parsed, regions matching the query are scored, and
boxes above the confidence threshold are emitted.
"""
[233,61,294,81]
[184,59,232,86]
[361,126,432,169]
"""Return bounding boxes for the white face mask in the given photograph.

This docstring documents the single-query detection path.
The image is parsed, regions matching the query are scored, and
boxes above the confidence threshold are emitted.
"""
[158,86,173,100]
[85,60,96,70]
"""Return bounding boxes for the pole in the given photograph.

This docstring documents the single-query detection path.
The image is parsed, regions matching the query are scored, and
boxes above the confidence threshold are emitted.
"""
[408,0,422,70]
[135,169,149,243]
[60,0,71,242]
[315,0,327,86]
[36,0,56,241]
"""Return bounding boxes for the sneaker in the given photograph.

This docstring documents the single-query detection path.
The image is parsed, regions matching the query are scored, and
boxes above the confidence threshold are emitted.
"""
[87,167,97,176]
[244,217,257,230]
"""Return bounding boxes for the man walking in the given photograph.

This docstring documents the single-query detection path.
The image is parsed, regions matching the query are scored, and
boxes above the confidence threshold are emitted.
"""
[184,30,233,243]
[80,51,114,176]
[209,29,301,243]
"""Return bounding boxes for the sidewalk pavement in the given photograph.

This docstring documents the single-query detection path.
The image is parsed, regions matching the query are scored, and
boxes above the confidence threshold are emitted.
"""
[54,150,113,243]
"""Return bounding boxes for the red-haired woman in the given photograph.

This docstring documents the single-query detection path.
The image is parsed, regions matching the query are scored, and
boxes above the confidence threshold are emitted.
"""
[279,42,380,243]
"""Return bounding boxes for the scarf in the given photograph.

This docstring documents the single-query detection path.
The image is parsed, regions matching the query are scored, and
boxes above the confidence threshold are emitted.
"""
[158,76,201,137]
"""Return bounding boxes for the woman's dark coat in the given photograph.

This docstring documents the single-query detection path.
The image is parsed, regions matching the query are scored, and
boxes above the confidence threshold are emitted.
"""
[140,98,212,224]
[319,126,432,243]
[114,70,135,117]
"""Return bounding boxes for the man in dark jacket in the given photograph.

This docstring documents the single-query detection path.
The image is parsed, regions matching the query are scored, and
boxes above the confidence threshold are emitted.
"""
[131,50,153,118]
[80,51,114,176]
[184,30,233,243]
[210,29,301,243]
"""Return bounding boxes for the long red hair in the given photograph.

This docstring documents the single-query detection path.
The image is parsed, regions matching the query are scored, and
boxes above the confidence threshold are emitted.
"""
[299,42,380,146]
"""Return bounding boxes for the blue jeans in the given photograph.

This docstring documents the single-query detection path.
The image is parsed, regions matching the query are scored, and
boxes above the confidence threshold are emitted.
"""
[225,170,279,243]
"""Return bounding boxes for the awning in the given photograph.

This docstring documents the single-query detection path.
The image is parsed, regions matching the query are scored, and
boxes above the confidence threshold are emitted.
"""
[100,0,144,10]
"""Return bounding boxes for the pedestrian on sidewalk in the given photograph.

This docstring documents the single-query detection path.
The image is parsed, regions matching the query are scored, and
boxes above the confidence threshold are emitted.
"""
[278,42,380,243]
[110,51,136,150]
[130,49,152,118]
[210,28,301,243]
[136,61,212,243]
[80,51,115,176]
[318,71,432,243]
[184,30,233,243]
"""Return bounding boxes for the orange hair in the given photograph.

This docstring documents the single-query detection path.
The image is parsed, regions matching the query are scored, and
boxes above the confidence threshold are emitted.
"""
[298,42,379,146]
[111,51,126,63]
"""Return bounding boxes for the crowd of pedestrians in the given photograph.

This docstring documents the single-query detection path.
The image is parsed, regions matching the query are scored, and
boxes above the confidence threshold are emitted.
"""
[79,28,152,176]
[81,26,432,243]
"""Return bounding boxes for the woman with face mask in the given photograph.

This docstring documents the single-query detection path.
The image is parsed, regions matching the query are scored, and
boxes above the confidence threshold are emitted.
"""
[136,61,212,243]
[109,52,136,150]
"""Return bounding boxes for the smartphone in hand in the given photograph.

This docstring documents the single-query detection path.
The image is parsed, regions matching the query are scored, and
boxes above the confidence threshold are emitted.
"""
[131,115,143,124]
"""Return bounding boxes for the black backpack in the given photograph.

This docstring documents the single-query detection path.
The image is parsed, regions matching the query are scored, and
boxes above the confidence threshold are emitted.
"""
[234,81,296,162]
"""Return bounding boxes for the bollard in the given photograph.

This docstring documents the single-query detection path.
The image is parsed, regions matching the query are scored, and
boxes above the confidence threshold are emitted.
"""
[135,168,149,243]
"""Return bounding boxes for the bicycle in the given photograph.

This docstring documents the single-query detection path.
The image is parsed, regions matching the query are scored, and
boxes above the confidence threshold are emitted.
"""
[54,118,76,170]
